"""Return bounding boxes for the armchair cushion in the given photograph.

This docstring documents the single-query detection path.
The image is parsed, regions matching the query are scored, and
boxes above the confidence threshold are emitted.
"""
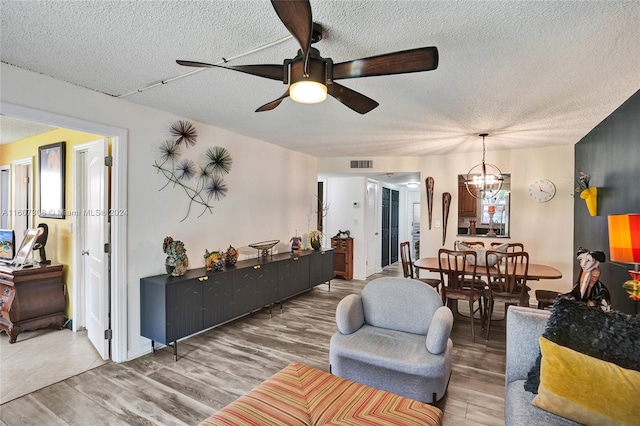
[336,294,364,335]
[426,306,454,354]
[361,277,443,334]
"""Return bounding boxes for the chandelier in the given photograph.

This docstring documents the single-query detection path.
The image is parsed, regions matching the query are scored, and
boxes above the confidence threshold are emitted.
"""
[464,133,504,200]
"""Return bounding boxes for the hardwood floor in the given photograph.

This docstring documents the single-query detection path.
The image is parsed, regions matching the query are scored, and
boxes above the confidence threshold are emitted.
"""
[0,264,507,426]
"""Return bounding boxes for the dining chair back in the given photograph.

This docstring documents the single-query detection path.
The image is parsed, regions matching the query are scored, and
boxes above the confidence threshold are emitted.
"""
[400,241,414,278]
[484,250,530,340]
[401,241,441,291]
[438,248,485,342]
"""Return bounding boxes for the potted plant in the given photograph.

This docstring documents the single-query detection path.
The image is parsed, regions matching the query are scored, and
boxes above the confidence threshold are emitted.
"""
[309,230,323,251]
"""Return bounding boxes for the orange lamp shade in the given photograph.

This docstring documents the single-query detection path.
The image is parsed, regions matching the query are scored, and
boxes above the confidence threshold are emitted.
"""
[608,214,640,263]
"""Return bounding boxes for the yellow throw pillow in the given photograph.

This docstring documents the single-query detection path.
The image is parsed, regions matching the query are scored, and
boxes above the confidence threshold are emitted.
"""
[532,337,640,426]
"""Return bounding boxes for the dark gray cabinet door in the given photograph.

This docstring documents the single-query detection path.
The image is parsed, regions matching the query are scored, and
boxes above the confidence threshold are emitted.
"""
[203,271,233,328]
[232,268,258,316]
[166,279,203,342]
[321,250,334,283]
[309,250,333,287]
[141,274,203,345]
[279,255,310,298]
[309,251,323,287]
[254,263,278,308]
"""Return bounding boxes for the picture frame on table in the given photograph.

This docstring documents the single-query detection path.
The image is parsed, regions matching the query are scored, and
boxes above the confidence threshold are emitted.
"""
[38,141,66,219]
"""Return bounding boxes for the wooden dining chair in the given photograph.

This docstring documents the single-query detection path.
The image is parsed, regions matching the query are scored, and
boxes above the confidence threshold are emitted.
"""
[484,250,530,341]
[400,241,441,291]
[438,248,485,342]
[490,242,528,289]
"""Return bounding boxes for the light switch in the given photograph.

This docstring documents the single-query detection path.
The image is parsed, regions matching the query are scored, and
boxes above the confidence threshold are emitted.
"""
[435,220,441,228]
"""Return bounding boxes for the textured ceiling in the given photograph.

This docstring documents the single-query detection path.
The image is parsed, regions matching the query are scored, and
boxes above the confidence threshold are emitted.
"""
[1,1,639,157]
[0,116,57,144]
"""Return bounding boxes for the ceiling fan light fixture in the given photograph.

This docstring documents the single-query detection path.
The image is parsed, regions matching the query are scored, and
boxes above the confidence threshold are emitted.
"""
[290,80,327,104]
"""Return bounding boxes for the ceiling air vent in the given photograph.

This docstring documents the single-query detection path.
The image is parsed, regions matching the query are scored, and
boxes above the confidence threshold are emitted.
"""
[350,160,373,169]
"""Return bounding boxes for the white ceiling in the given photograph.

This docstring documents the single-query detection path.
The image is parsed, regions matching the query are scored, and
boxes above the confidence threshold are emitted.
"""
[1,1,639,157]
[0,115,57,144]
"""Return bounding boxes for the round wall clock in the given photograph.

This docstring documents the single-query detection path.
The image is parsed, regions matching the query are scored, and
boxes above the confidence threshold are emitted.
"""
[528,179,556,202]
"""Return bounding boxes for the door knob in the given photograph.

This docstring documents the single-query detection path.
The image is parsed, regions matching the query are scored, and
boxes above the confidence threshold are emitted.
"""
[81,250,90,256]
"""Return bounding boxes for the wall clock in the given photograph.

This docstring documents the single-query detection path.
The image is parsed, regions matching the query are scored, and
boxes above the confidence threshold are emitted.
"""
[528,179,556,202]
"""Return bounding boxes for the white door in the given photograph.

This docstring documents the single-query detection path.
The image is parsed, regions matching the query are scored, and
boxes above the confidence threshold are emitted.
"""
[82,139,110,360]
[366,180,379,277]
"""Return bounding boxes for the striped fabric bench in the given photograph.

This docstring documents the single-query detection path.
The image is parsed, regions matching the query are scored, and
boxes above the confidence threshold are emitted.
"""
[199,362,443,426]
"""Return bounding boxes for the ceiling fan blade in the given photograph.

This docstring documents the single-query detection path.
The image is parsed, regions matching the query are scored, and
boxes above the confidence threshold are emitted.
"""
[327,83,379,114]
[176,60,284,81]
[332,46,438,80]
[271,0,312,69]
[255,90,290,112]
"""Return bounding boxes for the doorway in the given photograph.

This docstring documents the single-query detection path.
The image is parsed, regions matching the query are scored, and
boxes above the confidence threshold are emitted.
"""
[381,187,399,268]
[1,101,128,363]
[365,180,379,277]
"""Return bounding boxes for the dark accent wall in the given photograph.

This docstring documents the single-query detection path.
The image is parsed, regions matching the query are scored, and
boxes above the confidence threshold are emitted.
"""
[574,89,640,314]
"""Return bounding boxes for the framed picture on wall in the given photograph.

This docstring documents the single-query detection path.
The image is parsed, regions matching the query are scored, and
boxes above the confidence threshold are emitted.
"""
[38,141,66,219]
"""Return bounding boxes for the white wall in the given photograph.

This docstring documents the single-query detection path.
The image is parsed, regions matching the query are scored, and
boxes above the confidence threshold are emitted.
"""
[319,144,576,298]
[1,63,318,361]
[324,177,367,279]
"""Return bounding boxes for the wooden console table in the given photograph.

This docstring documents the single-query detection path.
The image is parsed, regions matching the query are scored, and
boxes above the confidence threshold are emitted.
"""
[0,263,65,343]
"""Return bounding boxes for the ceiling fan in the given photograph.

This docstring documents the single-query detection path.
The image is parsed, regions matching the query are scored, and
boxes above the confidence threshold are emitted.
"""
[177,0,438,114]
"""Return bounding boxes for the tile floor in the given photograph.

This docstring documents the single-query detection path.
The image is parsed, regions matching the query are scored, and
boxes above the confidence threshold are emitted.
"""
[0,327,108,404]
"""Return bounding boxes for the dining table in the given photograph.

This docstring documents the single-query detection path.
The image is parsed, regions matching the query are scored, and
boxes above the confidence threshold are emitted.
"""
[414,256,563,322]
[413,257,562,281]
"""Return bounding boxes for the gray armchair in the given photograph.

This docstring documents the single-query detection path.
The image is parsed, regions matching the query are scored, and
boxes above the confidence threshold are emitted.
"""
[329,277,454,403]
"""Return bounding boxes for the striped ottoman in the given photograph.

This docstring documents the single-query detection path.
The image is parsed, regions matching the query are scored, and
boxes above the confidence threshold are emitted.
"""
[199,362,443,426]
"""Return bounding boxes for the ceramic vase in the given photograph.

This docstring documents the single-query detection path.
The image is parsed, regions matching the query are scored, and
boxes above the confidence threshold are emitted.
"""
[311,239,321,251]
[580,187,597,216]
[224,245,239,266]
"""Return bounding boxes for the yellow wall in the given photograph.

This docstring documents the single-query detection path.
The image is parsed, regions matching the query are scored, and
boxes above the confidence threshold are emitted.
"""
[0,128,106,318]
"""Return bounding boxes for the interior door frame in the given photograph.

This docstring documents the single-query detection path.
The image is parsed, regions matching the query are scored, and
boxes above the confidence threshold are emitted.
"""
[365,179,380,277]
[11,157,33,237]
[1,101,129,363]
[1,165,10,229]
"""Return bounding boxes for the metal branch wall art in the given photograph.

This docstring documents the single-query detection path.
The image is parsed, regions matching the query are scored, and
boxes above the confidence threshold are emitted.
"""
[153,120,232,221]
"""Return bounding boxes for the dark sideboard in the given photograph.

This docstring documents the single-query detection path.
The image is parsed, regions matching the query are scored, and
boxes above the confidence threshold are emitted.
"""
[0,263,65,343]
[140,248,334,360]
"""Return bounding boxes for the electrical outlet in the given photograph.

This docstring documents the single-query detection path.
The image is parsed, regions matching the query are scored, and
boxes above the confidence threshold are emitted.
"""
[435,220,441,228]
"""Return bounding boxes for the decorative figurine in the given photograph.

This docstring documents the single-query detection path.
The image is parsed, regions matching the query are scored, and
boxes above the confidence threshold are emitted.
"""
[204,249,225,271]
[290,234,302,254]
[163,236,189,276]
[563,247,611,311]
[224,245,239,266]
